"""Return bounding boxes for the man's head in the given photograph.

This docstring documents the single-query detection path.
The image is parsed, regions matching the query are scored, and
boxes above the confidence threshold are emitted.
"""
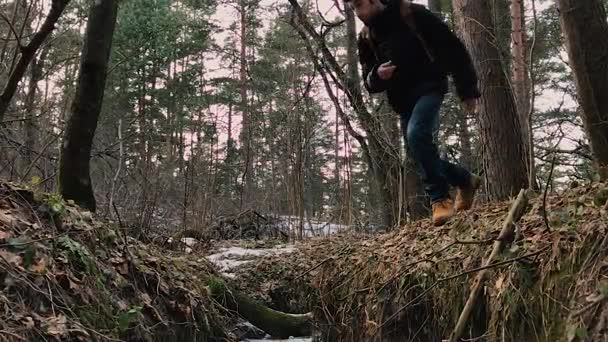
[345,0,387,25]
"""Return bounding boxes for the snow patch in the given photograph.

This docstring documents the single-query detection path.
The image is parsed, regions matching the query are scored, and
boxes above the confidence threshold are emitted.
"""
[246,338,312,342]
[206,245,297,274]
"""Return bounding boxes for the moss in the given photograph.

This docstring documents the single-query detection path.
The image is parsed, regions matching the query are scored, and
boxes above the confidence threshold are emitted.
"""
[208,276,312,338]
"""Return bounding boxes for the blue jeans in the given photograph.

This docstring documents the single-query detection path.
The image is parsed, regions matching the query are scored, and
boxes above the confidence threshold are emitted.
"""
[400,93,472,203]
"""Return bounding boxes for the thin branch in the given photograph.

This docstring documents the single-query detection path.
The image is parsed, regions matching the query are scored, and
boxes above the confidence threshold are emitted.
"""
[542,154,557,233]
[21,131,60,181]
[526,0,539,188]
[0,113,45,124]
[0,11,24,49]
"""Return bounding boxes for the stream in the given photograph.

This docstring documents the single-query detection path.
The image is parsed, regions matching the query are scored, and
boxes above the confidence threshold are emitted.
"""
[205,244,313,341]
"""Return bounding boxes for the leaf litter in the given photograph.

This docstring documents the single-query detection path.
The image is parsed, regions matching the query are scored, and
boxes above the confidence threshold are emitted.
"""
[0,182,234,341]
[231,182,608,341]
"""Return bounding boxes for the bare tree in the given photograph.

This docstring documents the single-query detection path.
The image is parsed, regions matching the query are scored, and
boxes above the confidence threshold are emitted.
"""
[453,0,528,200]
[555,0,608,180]
[0,0,70,121]
[59,0,119,211]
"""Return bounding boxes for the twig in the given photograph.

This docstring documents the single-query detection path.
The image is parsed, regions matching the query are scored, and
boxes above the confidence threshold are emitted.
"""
[108,119,123,215]
[21,131,60,181]
[0,12,23,49]
[542,154,557,233]
[526,0,539,189]
[449,189,529,342]
[455,238,496,245]
[0,235,57,248]
[0,113,44,124]
[0,330,26,341]
[293,256,335,282]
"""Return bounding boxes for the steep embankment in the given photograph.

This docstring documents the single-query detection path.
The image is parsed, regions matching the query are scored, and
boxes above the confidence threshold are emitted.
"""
[233,183,608,341]
[0,182,233,341]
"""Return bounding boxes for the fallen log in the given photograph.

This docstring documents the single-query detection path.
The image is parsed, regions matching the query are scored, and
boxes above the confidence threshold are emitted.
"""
[207,276,312,338]
[449,189,528,342]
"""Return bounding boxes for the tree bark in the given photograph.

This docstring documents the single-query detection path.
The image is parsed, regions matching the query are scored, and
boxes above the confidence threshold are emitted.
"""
[511,0,536,188]
[59,0,119,211]
[555,0,608,180]
[239,0,254,207]
[453,0,528,200]
[0,0,69,122]
[492,0,512,69]
[22,47,47,172]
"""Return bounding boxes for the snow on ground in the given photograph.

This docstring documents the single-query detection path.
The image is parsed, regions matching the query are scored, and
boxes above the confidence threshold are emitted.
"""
[276,215,349,237]
[246,338,312,342]
[206,245,297,277]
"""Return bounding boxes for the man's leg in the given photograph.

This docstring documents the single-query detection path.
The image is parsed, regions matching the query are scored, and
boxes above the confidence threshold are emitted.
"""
[404,94,458,225]
[405,93,450,203]
[440,160,470,188]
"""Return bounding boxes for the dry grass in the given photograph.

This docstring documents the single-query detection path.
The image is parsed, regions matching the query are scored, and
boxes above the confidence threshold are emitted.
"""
[235,183,608,342]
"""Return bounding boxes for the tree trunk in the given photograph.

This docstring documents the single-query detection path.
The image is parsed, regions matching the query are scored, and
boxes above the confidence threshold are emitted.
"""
[453,0,528,200]
[239,0,254,207]
[511,0,536,188]
[555,0,608,180]
[510,0,529,128]
[59,0,118,211]
[492,0,512,69]
[208,277,312,338]
[0,0,69,122]
[21,48,46,175]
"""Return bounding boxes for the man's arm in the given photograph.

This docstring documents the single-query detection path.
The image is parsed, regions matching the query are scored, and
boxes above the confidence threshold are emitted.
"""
[412,7,481,101]
[358,28,387,94]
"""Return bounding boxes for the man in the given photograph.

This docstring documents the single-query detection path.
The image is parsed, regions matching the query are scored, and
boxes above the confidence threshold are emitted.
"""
[346,0,482,226]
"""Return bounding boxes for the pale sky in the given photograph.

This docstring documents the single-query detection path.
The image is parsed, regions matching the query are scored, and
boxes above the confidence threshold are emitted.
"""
[204,0,579,160]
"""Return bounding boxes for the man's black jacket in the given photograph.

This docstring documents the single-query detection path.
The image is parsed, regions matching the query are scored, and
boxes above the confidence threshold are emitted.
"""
[358,0,480,113]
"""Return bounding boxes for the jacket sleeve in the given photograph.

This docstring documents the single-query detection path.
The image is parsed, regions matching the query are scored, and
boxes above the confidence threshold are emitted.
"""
[413,7,481,101]
[357,29,387,94]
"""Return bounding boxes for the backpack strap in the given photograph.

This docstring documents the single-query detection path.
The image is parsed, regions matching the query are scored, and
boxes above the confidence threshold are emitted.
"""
[360,26,379,61]
[400,0,435,62]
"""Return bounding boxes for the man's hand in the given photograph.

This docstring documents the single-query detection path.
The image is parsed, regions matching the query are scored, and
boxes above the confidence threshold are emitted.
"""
[377,61,396,80]
[462,97,479,114]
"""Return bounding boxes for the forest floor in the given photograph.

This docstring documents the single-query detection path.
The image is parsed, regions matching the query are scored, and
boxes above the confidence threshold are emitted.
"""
[1,180,608,341]
[0,182,234,341]
[228,182,608,341]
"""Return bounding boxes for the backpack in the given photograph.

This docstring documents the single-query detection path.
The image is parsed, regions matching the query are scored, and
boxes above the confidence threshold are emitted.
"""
[360,0,435,62]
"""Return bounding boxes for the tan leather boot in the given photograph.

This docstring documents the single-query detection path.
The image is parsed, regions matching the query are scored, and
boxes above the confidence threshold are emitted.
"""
[455,174,481,211]
[432,198,455,226]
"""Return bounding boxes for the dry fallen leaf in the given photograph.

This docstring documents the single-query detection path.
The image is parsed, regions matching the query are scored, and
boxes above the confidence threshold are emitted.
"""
[21,316,35,329]
[0,250,22,267]
[494,274,506,293]
[116,262,129,275]
[30,258,47,273]
[43,314,68,336]
[0,229,11,241]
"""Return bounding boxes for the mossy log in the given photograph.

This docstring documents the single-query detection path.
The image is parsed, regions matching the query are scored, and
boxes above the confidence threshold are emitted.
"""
[208,276,312,338]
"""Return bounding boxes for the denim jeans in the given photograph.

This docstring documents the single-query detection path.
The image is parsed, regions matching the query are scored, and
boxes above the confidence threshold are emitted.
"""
[400,93,472,203]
